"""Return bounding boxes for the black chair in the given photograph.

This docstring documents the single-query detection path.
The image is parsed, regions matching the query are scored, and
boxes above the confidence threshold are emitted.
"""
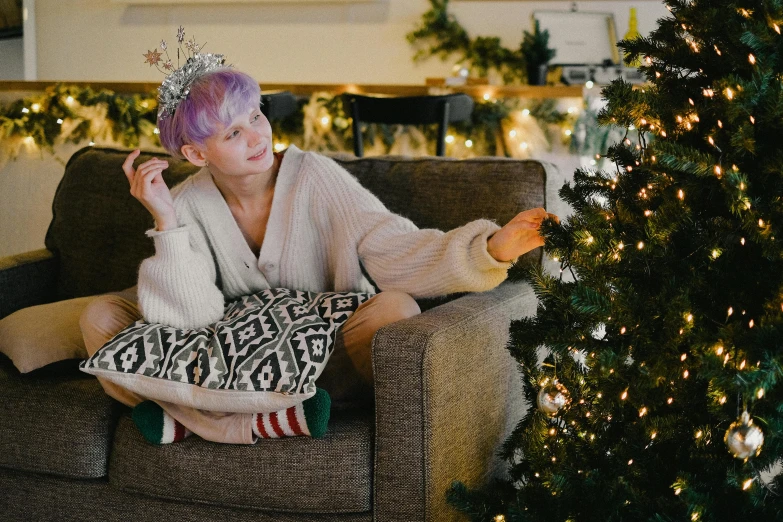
[260,91,298,121]
[343,93,474,157]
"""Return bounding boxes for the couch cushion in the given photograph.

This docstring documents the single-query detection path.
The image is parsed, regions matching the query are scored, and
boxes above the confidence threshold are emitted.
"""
[45,147,199,299]
[47,147,545,299]
[332,154,547,266]
[109,409,373,513]
[0,355,119,478]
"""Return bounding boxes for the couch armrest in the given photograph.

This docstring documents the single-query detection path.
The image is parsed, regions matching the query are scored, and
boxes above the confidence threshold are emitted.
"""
[0,249,59,320]
[372,280,536,522]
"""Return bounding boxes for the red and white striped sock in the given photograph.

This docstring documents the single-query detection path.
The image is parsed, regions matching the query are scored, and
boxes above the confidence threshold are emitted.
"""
[253,388,331,439]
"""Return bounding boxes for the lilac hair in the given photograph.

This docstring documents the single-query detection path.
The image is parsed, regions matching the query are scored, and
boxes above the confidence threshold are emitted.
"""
[157,68,261,159]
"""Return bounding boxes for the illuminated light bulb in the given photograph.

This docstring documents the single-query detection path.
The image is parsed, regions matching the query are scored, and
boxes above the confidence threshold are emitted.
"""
[494,515,505,522]
[726,88,734,100]
[445,135,455,144]
[656,71,661,78]
[522,109,531,117]
[645,56,652,65]
[552,457,556,462]
[661,130,667,137]
[718,120,723,128]
[775,24,781,34]
[749,319,754,328]
[21,107,29,113]
[745,201,752,210]
[687,314,693,322]
[739,360,746,370]
[590,434,595,441]
[667,397,674,404]
[617,242,624,250]
[695,430,703,439]
[749,54,756,64]
[621,390,628,400]
[759,218,765,227]
[680,354,687,361]
[597,393,602,398]
[743,478,753,490]
[66,96,74,104]
[627,166,633,172]
[153,127,160,135]
[644,210,652,217]
[549,428,557,435]
[678,189,684,200]
[683,370,689,378]
[509,130,517,138]
[564,129,572,136]
[640,118,647,125]
[586,81,594,89]
[676,115,683,123]
[719,396,727,404]
[757,388,764,399]
[620,326,627,334]
[689,98,694,105]
[535,473,540,477]
[320,116,330,126]
[628,459,634,465]
[675,488,682,495]
[714,165,721,176]
[750,116,755,124]
[712,250,719,258]
[464,139,473,148]
[56,118,63,124]
[31,103,40,112]
[724,354,730,364]
[685,122,692,130]
[651,432,657,439]
[274,142,286,152]
[607,415,612,421]
[637,241,645,250]
[740,182,746,190]
[483,93,490,101]
[567,106,577,114]
[520,142,529,150]
[703,88,714,97]
[639,407,647,417]
[692,513,700,521]
[89,141,95,146]
[708,137,714,145]
[714,45,722,55]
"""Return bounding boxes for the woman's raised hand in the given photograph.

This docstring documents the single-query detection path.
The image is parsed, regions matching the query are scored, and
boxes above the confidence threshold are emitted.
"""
[122,149,178,231]
[486,207,559,263]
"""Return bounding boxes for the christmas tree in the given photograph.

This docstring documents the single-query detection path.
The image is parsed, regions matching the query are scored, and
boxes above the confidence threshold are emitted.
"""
[450,1,783,520]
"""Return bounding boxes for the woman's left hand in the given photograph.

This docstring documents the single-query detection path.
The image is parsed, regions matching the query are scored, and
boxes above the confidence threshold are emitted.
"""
[486,207,559,262]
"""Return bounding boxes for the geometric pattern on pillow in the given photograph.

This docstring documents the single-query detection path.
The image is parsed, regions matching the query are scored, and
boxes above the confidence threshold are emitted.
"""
[79,288,371,413]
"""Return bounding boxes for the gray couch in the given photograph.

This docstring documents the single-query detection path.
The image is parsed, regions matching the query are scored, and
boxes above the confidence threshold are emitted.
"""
[0,146,551,521]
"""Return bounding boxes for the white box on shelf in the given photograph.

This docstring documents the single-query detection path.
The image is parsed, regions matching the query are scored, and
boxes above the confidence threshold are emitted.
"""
[533,10,620,66]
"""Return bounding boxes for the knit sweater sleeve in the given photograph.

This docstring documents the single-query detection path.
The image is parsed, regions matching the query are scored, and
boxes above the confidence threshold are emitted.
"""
[136,185,225,329]
[309,154,512,298]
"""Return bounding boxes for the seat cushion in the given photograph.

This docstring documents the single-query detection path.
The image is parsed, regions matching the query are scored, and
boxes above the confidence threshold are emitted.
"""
[0,355,119,478]
[108,409,373,513]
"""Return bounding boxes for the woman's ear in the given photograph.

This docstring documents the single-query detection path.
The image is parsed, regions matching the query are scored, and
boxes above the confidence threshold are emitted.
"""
[181,144,208,167]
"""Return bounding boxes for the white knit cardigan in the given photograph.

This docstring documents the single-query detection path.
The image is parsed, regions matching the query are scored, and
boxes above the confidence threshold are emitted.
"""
[138,145,511,329]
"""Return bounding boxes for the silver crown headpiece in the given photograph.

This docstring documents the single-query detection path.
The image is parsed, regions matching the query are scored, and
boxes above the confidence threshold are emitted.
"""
[143,26,231,119]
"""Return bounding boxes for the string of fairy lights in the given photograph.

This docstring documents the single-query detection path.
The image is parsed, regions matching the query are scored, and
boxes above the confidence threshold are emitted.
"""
[496,7,780,521]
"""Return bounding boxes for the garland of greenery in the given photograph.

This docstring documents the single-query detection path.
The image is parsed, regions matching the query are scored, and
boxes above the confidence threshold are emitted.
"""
[407,0,555,84]
[1,84,586,165]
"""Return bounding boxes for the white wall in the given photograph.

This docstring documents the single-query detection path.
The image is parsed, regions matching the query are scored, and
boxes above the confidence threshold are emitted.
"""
[33,0,668,84]
[0,37,24,80]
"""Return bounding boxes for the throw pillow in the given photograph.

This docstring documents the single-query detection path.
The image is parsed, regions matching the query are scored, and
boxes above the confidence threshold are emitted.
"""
[80,288,370,414]
[0,296,97,373]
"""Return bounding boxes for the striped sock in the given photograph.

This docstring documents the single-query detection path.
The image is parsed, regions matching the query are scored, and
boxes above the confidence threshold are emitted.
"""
[132,401,192,445]
[253,388,331,440]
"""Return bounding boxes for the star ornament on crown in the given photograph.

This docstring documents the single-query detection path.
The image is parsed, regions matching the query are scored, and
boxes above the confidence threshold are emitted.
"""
[143,26,231,119]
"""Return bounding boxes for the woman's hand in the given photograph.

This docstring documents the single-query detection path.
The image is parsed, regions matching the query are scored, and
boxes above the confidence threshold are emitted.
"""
[122,149,178,231]
[486,207,559,262]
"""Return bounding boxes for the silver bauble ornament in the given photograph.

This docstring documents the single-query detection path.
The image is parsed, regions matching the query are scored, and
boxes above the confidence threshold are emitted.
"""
[537,380,571,415]
[724,411,764,459]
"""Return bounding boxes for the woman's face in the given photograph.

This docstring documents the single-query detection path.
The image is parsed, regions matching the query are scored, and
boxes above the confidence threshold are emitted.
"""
[198,105,275,178]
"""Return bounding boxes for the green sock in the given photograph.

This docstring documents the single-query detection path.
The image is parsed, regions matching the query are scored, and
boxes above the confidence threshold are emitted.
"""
[132,401,192,445]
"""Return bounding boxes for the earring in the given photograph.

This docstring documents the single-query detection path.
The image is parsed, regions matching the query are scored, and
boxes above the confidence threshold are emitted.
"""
[204,159,209,167]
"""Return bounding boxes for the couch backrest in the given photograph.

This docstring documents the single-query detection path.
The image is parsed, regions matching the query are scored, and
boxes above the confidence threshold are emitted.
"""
[46,147,547,299]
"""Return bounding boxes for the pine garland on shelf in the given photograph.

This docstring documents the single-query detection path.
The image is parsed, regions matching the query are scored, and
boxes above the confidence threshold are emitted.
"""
[407,0,555,84]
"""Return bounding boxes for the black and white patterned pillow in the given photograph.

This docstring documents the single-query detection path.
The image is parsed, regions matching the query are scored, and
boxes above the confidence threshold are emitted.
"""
[80,288,371,413]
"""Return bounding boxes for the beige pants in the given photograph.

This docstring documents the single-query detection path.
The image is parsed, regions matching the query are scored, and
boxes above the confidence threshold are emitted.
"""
[80,288,420,443]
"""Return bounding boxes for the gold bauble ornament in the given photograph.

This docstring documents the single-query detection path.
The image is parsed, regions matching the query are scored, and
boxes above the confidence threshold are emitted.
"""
[724,411,764,459]
[537,380,571,415]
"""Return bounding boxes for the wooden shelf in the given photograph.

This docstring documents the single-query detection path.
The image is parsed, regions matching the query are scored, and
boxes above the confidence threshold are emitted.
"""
[0,81,585,99]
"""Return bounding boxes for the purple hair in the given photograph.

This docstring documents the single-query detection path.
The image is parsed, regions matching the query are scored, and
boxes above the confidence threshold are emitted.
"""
[158,68,261,159]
